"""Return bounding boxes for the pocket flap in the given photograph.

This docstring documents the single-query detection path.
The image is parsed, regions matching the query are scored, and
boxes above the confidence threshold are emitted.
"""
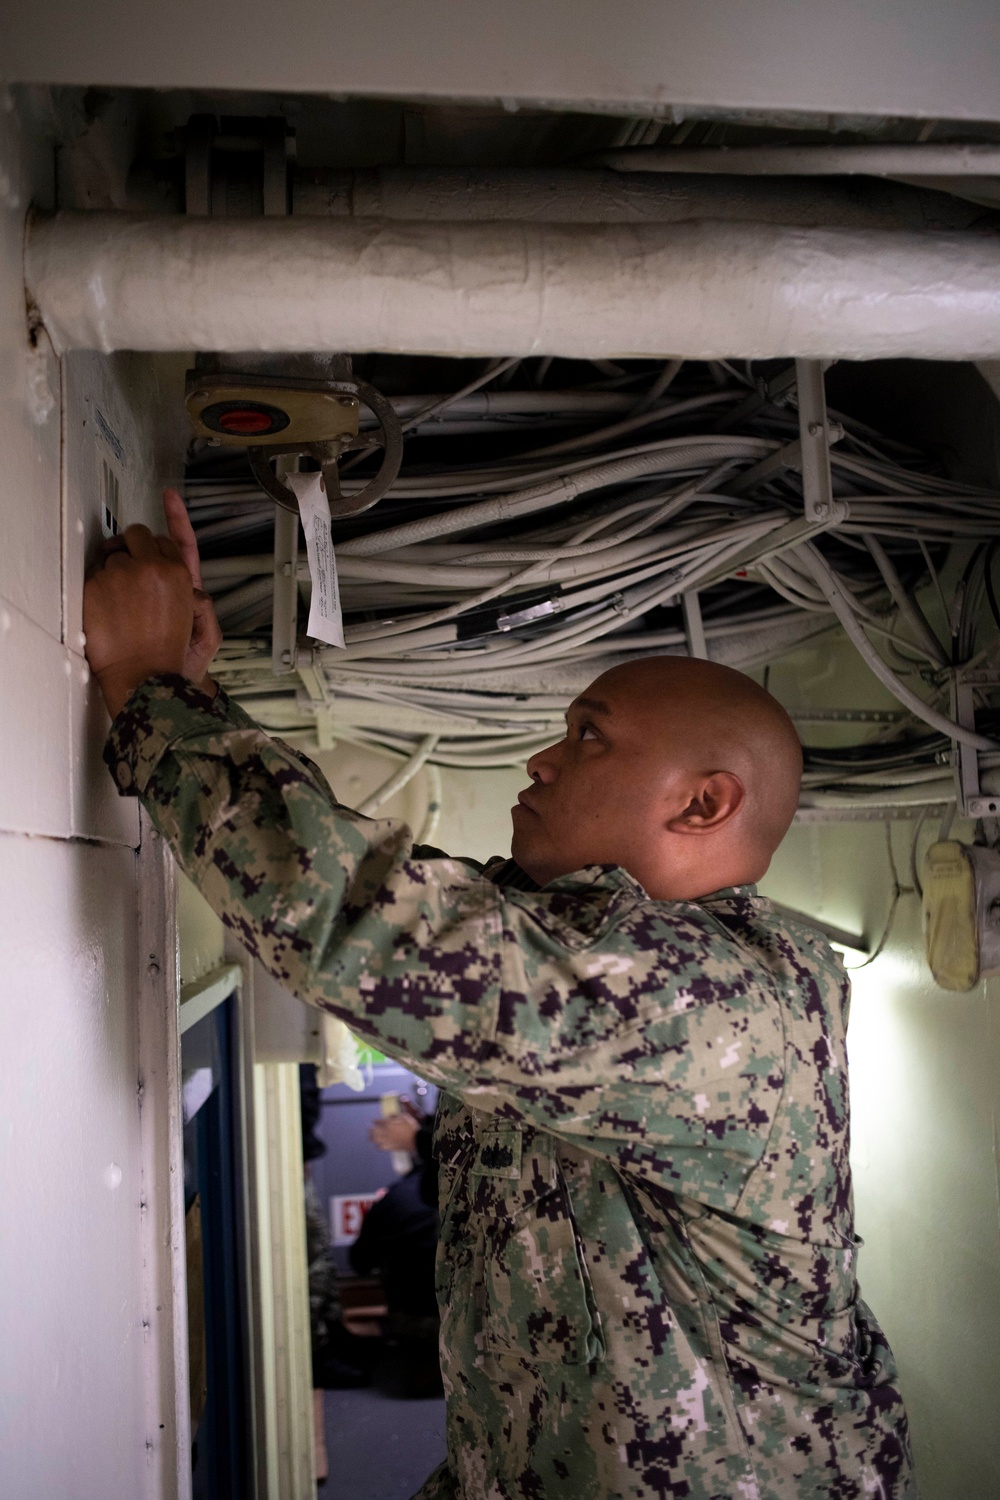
[471,1124,523,1180]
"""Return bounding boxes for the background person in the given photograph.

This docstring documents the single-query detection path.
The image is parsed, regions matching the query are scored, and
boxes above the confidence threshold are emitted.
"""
[352,1103,442,1398]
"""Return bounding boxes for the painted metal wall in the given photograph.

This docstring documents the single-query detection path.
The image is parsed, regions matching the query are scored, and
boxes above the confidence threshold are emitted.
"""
[0,95,187,1499]
[759,627,1000,1500]
[763,823,1000,1499]
[1,1,999,124]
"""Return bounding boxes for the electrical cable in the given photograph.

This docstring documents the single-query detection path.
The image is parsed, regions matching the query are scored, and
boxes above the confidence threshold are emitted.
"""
[186,360,1000,789]
[794,543,998,752]
[417,763,443,845]
[356,734,441,816]
[984,539,1000,634]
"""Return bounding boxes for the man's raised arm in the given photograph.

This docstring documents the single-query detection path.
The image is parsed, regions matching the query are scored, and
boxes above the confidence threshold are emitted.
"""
[84,522,779,1195]
[105,669,508,1082]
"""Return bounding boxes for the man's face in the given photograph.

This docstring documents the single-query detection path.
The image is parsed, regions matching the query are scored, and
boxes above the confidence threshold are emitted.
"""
[510,677,691,886]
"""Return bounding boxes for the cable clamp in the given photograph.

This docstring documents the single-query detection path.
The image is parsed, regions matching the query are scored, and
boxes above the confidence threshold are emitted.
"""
[496,598,559,632]
[952,668,1000,819]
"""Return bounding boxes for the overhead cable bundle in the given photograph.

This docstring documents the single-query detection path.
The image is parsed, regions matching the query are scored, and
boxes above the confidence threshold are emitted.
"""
[187,359,1000,812]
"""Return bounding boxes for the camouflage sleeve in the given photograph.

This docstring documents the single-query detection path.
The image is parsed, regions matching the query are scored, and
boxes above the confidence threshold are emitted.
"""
[106,674,506,1064]
[106,676,779,1192]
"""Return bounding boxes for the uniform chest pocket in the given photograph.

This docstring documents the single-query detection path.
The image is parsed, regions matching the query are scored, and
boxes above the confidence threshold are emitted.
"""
[483,1159,605,1366]
[471,1122,523,1181]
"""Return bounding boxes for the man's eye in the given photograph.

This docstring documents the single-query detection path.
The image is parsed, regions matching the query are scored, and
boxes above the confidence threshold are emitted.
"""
[579,722,599,741]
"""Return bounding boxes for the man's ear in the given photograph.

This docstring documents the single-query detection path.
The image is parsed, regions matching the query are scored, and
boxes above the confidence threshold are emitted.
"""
[666,772,745,834]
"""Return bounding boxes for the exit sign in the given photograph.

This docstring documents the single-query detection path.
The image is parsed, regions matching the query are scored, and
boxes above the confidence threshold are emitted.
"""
[330,1192,382,1247]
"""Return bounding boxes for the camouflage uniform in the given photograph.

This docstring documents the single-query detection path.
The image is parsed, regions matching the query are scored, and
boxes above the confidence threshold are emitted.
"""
[303,1176,343,1365]
[107,677,914,1500]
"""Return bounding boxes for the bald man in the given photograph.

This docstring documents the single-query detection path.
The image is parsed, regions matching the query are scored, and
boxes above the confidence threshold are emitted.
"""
[84,518,912,1500]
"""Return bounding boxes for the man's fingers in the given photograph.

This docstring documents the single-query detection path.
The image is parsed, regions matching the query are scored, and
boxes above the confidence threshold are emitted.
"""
[117,523,184,568]
[191,589,223,651]
[162,488,203,588]
[88,528,185,580]
[117,523,161,559]
[85,534,127,580]
[154,533,185,564]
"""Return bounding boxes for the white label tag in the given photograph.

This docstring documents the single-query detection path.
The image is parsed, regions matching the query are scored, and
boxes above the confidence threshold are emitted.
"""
[286,471,345,648]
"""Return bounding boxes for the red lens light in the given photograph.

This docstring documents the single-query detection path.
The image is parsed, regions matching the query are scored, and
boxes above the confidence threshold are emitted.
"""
[219,408,276,435]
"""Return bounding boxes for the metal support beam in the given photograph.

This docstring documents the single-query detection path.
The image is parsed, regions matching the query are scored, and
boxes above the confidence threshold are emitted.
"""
[295,652,337,749]
[271,479,299,678]
[795,360,836,523]
[682,592,708,659]
[952,670,1000,819]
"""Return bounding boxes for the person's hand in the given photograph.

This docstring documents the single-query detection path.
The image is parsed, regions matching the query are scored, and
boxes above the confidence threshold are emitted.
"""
[162,487,222,693]
[369,1112,420,1154]
[83,525,194,719]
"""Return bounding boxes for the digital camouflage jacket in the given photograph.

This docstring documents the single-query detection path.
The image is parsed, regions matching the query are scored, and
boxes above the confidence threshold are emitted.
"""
[106,676,913,1500]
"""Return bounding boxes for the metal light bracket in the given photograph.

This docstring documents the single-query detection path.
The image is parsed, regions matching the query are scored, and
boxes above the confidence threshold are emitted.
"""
[185,365,404,519]
[245,375,404,519]
[183,113,404,522]
[185,369,360,446]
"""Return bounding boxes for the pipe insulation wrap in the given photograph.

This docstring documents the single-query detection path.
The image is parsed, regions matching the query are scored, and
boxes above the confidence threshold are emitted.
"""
[292,167,983,232]
[25,212,1000,360]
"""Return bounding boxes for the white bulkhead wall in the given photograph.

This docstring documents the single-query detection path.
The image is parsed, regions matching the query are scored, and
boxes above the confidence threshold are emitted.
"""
[0,97,188,1500]
[2,0,999,123]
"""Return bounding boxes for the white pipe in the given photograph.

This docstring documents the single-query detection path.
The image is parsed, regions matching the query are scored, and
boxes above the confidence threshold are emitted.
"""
[598,145,1000,176]
[25,212,1000,361]
[292,167,976,231]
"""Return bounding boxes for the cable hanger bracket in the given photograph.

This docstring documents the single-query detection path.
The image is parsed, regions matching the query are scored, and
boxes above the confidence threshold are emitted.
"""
[795,359,839,524]
[952,669,1000,819]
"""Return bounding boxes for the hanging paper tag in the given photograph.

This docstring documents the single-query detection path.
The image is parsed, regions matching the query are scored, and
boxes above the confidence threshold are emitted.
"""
[286,471,345,648]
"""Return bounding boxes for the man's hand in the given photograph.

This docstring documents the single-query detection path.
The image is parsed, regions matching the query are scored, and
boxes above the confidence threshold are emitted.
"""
[84,524,194,719]
[369,1112,421,1155]
[162,487,222,693]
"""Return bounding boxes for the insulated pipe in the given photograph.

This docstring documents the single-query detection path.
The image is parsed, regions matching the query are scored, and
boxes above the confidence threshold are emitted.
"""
[124,164,981,233]
[291,167,979,232]
[26,211,1000,362]
[596,145,1000,177]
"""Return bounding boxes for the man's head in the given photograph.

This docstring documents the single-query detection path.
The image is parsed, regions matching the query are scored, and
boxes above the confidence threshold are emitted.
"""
[510,656,802,900]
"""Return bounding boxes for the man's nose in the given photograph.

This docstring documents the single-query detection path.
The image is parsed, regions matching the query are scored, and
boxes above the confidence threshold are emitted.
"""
[526,740,562,784]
